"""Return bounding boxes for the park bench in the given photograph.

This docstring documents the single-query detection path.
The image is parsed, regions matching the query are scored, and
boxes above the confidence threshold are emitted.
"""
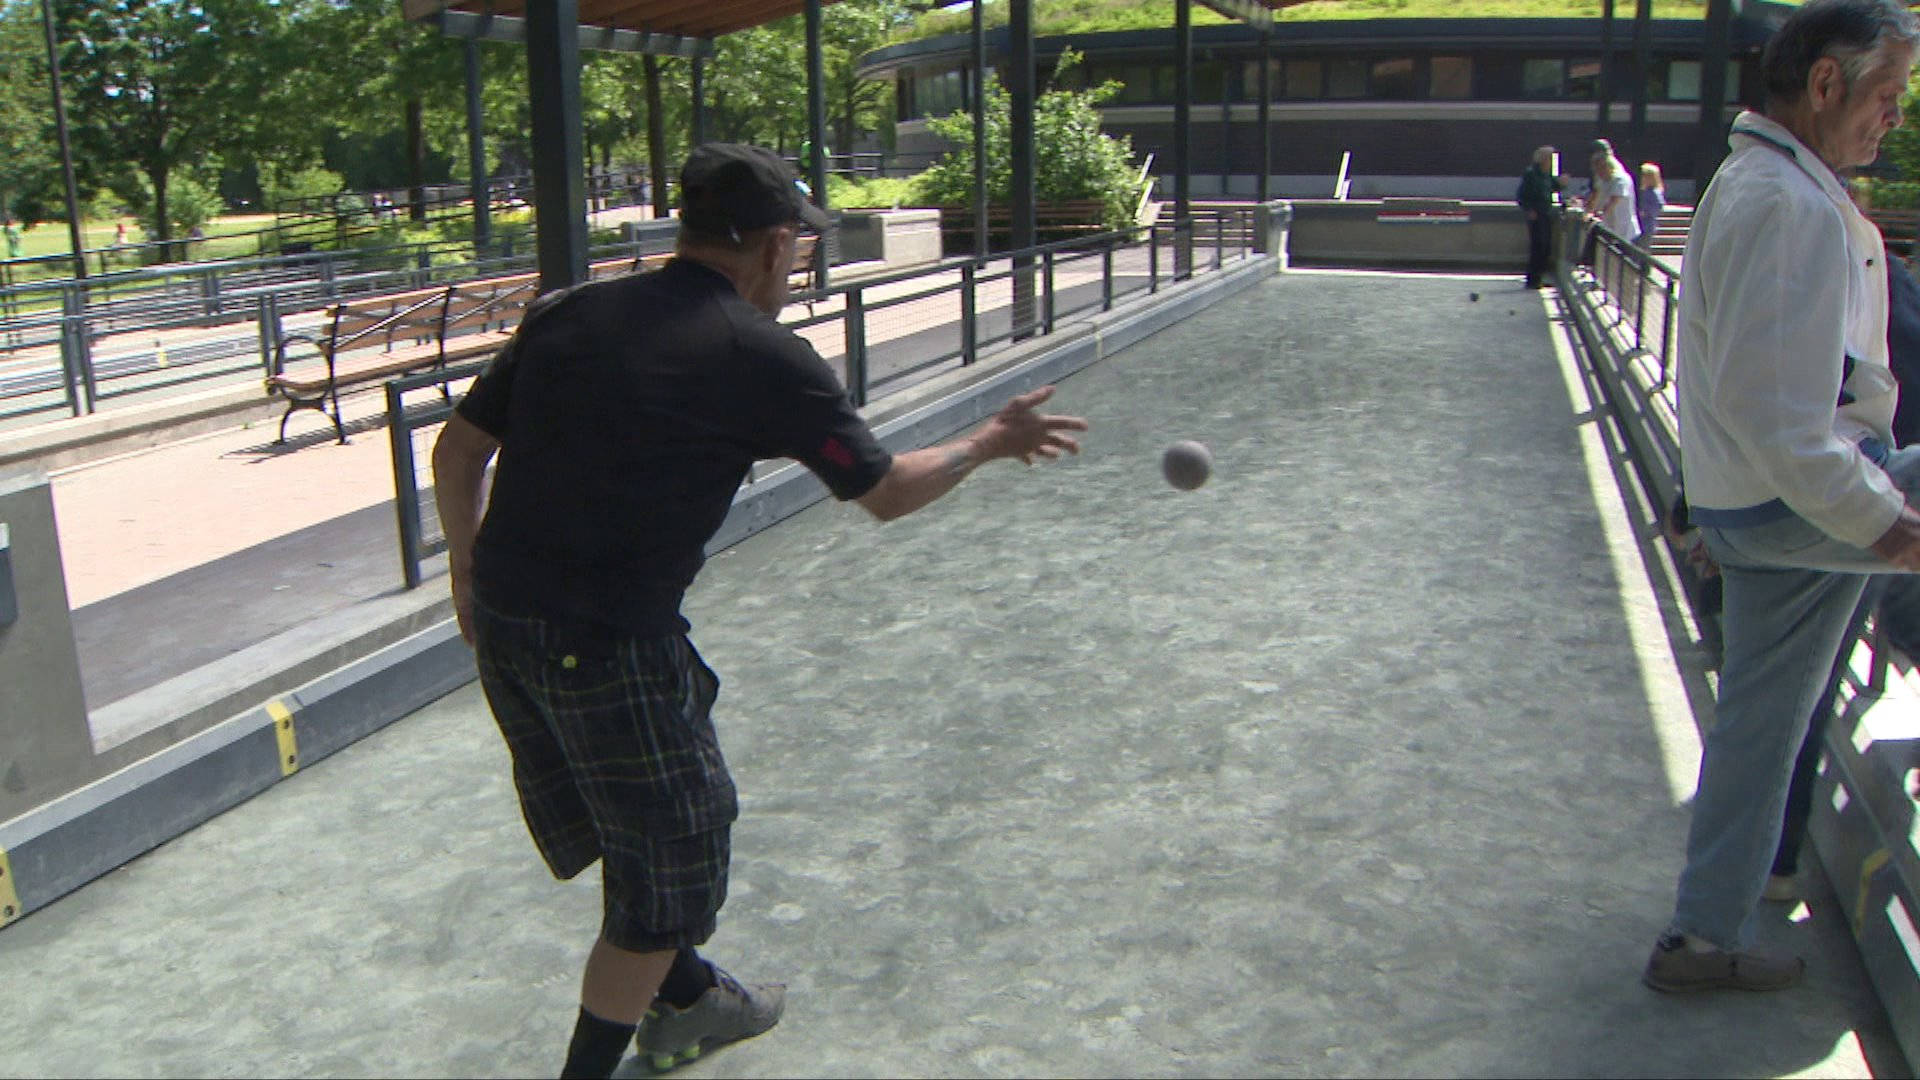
[269,284,468,444]
[267,254,676,444]
[937,200,1117,250]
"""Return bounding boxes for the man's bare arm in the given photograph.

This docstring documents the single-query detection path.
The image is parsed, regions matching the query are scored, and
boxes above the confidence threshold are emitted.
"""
[431,413,501,643]
[856,385,1088,522]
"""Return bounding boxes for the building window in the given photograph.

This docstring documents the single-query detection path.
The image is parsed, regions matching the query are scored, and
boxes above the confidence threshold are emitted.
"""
[1117,63,1157,104]
[1244,58,1282,100]
[1195,60,1227,102]
[1371,57,1416,99]
[1430,56,1472,99]
[1522,58,1564,98]
[1665,59,1740,101]
[1566,58,1602,100]
[1327,58,1367,98]
[1153,64,1177,101]
[1286,59,1323,98]
[897,73,914,120]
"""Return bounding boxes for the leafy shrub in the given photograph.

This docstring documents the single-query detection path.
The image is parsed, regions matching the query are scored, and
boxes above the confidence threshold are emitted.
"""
[826,174,924,208]
[261,166,348,212]
[133,173,227,239]
[917,49,1141,231]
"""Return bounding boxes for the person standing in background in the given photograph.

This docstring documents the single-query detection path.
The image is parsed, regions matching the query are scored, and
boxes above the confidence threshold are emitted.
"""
[1516,145,1565,289]
[1636,162,1668,250]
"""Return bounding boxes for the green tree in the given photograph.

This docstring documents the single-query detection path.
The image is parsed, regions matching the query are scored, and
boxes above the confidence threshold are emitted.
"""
[919,50,1141,230]
[0,1,58,224]
[51,0,292,249]
[701,0,904,160]
[823,0,907,156]
[1878,71,1920,187]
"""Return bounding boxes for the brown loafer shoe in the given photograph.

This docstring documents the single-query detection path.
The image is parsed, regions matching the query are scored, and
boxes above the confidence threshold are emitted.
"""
[1642,934,1803,993]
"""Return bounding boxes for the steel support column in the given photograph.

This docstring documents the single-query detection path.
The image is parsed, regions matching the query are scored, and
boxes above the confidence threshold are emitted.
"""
[1697,0,1734,186]
[691,57,707,147]
[1009,0,1036,338]
[465,40,492,254]
[1258,30,1272,207]
[1175,0,1192,278]
[973,0,989,257]
[1597,0,1616,138]
[39,0,86,280]
[526,0,588,292]
[806,0,830,287]
[1629,0,1653,158]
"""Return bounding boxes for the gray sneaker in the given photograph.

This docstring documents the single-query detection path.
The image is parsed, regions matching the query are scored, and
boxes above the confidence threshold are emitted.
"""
[1642,934,1803,993]
[635,967,786,1073]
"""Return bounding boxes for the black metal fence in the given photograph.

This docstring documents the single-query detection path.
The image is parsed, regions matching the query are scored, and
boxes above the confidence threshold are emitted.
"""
[387,210,1262,587]
[0,234,666,427]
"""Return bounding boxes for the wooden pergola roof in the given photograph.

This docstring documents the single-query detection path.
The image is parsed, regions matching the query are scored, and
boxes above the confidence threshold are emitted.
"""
[401,0,848,42]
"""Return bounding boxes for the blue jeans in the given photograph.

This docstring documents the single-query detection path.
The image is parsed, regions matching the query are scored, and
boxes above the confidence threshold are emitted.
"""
[1672,445,1920,949]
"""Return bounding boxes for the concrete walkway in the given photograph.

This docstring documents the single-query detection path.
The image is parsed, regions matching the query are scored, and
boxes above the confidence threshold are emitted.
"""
[0,271,1905,1078]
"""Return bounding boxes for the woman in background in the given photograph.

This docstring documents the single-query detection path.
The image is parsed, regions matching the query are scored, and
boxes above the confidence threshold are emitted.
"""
[1636,162,1667,250]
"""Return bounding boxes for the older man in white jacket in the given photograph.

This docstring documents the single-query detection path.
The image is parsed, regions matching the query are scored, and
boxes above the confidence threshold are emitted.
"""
[1653,0,1920,994]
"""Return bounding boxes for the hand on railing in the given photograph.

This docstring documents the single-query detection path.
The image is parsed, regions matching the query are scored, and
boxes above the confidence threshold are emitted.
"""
[1871,507,1920,571]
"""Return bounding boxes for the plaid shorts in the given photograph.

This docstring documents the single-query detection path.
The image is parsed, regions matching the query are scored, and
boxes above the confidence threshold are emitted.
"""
[471,597,738,952]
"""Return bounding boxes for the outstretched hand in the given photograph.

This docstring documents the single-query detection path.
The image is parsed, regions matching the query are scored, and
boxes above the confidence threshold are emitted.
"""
[978,385,1090,465]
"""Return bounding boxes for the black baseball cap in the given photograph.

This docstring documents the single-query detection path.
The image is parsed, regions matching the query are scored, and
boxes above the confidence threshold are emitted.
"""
[679,143,832,238]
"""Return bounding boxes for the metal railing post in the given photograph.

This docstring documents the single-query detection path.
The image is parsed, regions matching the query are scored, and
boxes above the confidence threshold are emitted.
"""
[1102,244,1114,312]
[57,315,83,418]
[961,262,978,364]
[1657,276,1677,389]
[257,293,283,377]
[845,288,869,406]
[387,381,425,590]
[1214,213,1224,270]
[62,286,97,414]
[1042,250,1055,334]
[1150,227,1161,294]
[1633,260,1649,353]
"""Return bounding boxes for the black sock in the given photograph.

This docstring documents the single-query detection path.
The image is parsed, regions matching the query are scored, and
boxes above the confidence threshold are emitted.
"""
[656,947,717,1009]
[559,1006,635,1080]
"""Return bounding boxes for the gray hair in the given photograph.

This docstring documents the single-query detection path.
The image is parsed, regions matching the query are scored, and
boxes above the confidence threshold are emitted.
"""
[1762,0,1919,105]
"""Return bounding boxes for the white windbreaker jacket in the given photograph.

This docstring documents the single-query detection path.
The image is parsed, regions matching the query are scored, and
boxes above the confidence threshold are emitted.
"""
[1677,111,1904,548]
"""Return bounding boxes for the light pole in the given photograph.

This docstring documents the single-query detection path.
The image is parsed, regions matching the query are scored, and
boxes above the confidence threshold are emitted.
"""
[39,0,88,279]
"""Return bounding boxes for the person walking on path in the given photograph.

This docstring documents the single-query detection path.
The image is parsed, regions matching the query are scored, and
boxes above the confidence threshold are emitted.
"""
[1516,145,1564,289]
[1649,0,1920,994]
[431,143,1089,1078]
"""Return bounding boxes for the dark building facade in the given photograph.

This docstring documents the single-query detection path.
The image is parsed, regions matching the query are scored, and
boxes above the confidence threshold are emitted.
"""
[857,9,1797,203]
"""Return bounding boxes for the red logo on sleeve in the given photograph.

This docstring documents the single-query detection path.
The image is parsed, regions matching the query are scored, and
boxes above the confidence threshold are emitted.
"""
[819,436,855,468]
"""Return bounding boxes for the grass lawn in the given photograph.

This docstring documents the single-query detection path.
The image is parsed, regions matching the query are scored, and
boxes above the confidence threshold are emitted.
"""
[2,213,295,287]
[7,213,278,261]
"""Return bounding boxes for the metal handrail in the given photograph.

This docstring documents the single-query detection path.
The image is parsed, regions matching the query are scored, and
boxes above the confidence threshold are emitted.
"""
[385,206,1263,586]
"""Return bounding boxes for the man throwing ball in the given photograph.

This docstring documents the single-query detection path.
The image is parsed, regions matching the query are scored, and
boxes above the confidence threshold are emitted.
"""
[432,143,1086,1078]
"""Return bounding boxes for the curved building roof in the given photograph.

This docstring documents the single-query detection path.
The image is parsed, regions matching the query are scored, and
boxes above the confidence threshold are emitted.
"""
[857,10,1788,80]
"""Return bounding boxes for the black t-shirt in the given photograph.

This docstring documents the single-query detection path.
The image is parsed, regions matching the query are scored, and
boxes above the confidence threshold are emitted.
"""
[455,257,893,635]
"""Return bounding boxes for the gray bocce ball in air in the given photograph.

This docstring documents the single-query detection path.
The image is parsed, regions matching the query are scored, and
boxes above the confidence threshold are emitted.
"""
[1161,440,1213,491]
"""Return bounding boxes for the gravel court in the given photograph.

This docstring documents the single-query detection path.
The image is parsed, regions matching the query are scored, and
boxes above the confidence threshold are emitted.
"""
[0,270,1900,1079]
